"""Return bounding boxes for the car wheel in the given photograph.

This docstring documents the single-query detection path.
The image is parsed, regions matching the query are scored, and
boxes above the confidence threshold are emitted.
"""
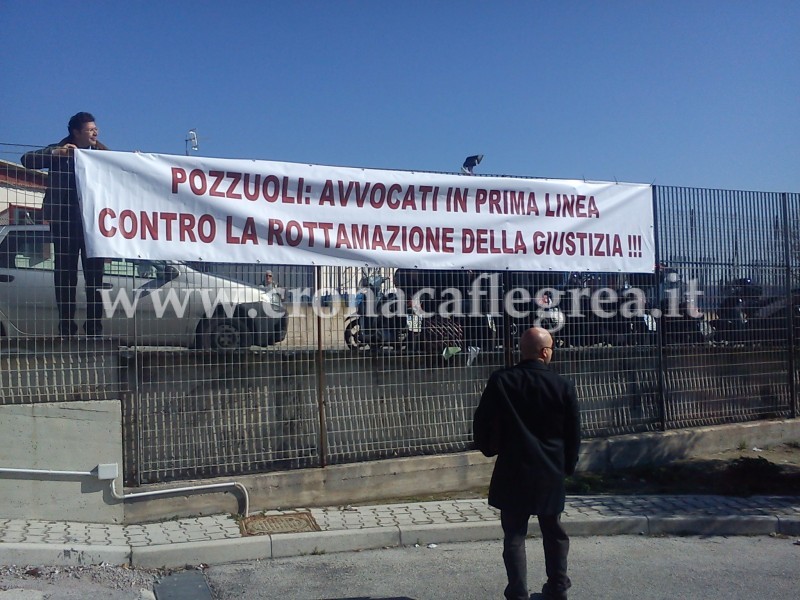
[203,317,249,351]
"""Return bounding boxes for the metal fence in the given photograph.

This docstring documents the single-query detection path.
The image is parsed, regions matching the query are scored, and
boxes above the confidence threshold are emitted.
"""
[1,149,798,485]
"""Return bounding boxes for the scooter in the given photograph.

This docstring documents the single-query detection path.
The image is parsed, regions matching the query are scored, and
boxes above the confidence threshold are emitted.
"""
[656,266,714,345]
[393,268,492,353]
[344,273,409,352]
[506,289,567,344]
[554,272,657,347]
[709,278,756,344]
[711,278,800,345]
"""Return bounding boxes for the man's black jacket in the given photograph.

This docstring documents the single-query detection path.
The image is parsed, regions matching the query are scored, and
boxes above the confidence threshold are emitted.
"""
[473,359,581,515]
[21,136,108,231]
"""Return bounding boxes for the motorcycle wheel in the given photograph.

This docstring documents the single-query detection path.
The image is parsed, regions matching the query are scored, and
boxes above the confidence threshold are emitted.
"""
[696,319,715,343]
[344,319,365,351]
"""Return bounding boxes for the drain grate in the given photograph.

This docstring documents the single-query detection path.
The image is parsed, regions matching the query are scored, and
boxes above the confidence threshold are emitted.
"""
[240,512,321,536]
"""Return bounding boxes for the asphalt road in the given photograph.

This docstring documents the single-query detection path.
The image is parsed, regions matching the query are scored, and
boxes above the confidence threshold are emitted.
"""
[205,535,800,600]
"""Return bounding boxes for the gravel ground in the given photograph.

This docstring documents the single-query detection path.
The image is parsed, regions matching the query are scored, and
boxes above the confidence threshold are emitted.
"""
[0,563,164,599]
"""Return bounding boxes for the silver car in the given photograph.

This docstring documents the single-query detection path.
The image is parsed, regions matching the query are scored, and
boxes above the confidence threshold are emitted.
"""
[0,224,287,349]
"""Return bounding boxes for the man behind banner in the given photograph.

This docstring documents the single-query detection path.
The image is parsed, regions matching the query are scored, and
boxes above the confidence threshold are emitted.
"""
[22,112,109,336]
[473,327,581,600]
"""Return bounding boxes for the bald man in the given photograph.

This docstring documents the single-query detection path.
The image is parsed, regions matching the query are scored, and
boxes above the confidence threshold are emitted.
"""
[473,327,581,600]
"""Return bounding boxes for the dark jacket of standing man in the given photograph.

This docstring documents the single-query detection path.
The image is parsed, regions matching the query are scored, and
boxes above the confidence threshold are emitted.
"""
[473,326,581,600]
[21,112,108,336]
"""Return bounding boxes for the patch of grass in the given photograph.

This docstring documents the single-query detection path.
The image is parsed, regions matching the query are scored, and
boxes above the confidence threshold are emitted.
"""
[567,454,800,496]
[565,472,617,494]
[342,444,800,505]
[729,456,782,478]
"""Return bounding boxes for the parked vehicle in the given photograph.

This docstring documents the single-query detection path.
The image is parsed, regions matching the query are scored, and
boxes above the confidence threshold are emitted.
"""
[502,271,567,345]
[393,268,488,352]
[345,268,468,354]
[654,266,714,345]
[711,277,800,345]
[344,272,409,351]
[0,224,288,350]
[391,269,659,350]
[506,271,657,347]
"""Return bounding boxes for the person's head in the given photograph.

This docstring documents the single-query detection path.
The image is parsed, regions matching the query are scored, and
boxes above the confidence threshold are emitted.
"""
[519,326,554,364]
[67,112,98,148]
[264,270,273,284]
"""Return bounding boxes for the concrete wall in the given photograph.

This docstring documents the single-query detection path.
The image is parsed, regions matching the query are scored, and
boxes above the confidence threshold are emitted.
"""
[576,418,800,472]
[0,406,797,524]
[280,303,351,350]
[123,418,800,524]
[0,401,124,524]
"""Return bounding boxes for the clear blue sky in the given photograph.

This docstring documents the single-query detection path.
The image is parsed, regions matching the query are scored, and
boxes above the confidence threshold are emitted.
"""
[2,1,798,192]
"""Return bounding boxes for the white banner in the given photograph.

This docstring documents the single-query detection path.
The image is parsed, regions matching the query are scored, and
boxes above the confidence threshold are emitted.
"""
[75,151,655,272]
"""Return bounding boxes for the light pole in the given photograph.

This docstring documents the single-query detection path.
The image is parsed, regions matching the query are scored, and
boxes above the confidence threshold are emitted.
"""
[185,129,198,155]
[461,154,484,175]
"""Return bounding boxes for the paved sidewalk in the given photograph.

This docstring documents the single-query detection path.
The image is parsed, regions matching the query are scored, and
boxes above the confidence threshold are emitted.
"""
[1,495,798,569]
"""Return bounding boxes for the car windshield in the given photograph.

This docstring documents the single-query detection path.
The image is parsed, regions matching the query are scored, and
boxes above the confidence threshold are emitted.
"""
[0,230,173,281]
[0,229,54,270]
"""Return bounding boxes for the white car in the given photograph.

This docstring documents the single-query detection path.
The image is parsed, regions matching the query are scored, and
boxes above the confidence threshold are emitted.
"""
[0,224,287,349]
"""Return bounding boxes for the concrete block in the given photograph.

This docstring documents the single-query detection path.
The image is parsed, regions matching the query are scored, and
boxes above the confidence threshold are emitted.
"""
[647,515,778,536]
[563,515,648,536]
[399,520,502,546]
[270,527,400,559]
[575,438,609,472]
[124,452,496,524]
[131,536,270,569]
[606,420,800,471]
[0,543,129,567]
[0,401,124,524]
[607,433,686,469]
[776,516,800,536]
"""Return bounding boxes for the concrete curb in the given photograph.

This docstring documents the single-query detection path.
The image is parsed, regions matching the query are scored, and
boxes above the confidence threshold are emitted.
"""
[776,516,800,535]
[4,495,799,568]
[563,516,648,536]
[131,536,271,569]
[398,520,502,546]
[646,515,779,536]
[0,543,130,567]
[270,527,400,559]
[4,513,798,569]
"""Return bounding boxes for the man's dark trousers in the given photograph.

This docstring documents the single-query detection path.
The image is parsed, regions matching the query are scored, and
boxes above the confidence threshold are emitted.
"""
[501,510,571,600]
[53,222,104,336]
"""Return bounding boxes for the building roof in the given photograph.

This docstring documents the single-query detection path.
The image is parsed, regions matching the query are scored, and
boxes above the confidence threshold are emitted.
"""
[0,159,47,191]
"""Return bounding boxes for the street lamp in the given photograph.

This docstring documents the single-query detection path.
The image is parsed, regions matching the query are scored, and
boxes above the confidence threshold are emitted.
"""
[461,154,484,175]
[185,129,199,155]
